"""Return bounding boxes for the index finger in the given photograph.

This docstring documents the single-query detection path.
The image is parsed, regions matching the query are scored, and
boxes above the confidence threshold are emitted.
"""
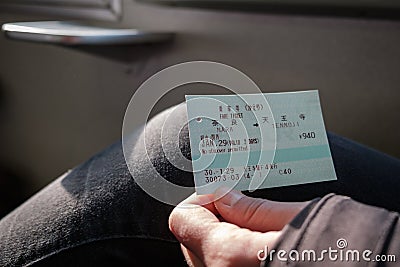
[179,193,219,215]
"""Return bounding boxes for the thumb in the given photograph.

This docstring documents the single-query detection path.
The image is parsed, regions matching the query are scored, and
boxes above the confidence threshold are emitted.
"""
[213,188,307,232]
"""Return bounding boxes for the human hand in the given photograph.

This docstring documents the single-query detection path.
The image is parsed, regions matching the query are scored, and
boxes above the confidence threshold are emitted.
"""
[169,189,308,267]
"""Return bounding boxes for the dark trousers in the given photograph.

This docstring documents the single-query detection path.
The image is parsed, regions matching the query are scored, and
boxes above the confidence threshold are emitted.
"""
[1,106,400,267]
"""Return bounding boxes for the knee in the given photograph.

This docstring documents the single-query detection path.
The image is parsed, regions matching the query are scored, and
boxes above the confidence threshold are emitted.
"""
[130,102,194,187]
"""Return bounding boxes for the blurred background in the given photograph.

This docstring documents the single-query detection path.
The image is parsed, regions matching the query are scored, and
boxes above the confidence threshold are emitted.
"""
[0,0,399,218]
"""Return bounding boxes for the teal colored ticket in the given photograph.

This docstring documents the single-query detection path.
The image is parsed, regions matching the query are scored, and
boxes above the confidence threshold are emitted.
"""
[185,90,337,195]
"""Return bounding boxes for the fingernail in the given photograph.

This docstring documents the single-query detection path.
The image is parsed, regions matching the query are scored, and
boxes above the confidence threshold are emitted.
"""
[215,187,243,207]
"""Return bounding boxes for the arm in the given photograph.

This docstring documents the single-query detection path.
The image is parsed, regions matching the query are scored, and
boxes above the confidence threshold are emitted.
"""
[263,194,400,266]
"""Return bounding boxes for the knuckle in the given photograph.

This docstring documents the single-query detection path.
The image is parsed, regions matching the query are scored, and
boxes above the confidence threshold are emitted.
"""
[168,207,186,235]
[204,226,250,267]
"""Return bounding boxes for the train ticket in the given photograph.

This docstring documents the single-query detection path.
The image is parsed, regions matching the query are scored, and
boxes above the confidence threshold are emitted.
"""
[185,90,337,194]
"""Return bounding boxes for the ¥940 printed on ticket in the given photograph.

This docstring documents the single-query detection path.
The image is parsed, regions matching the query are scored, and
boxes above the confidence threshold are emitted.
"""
[185,90,337,195]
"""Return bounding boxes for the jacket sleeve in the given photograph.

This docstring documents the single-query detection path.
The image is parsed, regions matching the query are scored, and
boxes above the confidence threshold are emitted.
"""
[261,194,400,267]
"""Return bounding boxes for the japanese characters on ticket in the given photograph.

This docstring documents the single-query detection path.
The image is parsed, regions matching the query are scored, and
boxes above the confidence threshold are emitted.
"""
[185,90,337,195]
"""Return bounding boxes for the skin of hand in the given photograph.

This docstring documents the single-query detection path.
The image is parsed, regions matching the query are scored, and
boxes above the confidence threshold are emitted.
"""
[169,188,308,267]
